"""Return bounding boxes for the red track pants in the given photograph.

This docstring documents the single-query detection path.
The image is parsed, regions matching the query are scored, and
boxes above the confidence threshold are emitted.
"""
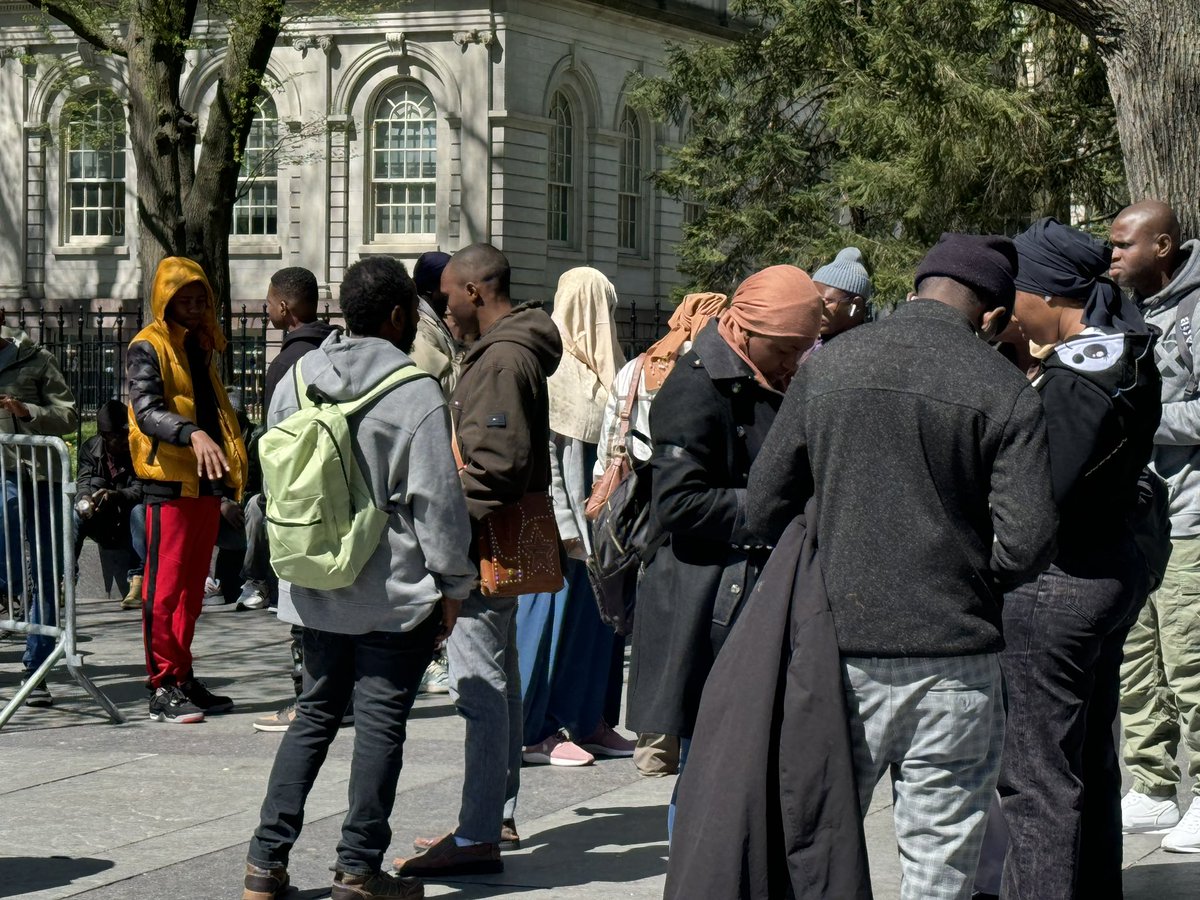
[141,496,221,688]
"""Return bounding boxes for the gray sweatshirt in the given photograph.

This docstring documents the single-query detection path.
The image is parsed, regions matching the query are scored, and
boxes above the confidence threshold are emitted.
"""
[1141,240,1200,537]
[268,332,476,634]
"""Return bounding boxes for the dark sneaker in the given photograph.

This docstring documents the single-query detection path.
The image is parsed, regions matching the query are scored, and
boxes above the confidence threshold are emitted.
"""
[21,675,52,709]
[180,677,233,714]
[332,870,423,900]
[243,862,289,900]
[148,685,205,724]
[252,704,297,733]
[412,821,519,854]
[394,833,502,876]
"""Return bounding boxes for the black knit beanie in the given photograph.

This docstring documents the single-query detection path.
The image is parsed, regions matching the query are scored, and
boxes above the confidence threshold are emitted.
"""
[915,233,1019,310]
[96,399,128,434]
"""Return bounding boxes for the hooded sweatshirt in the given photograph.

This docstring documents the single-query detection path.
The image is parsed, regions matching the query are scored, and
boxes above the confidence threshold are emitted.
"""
[0,327,78,479]
[1138,240,1200,537]
[264,319,340,411]
[268,331,475,634]
[126,257,248,501]
[451,302,563,523]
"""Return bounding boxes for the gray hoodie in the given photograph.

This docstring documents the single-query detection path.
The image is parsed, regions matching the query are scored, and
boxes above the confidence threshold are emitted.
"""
[1140,240,1200,537]
[267,331,475,633]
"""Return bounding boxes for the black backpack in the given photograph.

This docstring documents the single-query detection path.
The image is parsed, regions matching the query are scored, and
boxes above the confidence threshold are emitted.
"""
[586,438,661,636]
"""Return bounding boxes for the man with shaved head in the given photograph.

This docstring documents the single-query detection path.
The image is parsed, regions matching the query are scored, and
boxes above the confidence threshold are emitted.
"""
[397,243,563,877]
[1110,200,1200,852]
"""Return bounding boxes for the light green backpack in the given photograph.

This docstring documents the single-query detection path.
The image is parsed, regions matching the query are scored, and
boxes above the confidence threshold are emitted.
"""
[259,363,426,590]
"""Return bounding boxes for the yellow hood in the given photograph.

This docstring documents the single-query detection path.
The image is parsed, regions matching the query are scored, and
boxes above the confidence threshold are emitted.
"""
[150,257,226,353]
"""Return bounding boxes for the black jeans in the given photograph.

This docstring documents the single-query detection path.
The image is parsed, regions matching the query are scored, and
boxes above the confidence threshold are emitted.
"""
[248,608,440,874]
[998,546,1148,900]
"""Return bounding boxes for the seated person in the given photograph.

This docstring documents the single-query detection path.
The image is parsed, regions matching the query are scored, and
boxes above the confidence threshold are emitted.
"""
[75,399,144,608]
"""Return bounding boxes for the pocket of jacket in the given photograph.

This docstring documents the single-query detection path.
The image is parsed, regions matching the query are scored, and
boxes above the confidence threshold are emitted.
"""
[711,557,749,628]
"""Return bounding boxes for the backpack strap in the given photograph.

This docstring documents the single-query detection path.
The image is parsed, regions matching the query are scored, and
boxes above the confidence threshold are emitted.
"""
[295,364,429,416]
[1175,292,1200,395]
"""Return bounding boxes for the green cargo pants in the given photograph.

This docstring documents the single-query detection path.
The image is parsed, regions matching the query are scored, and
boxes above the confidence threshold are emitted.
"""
[1120,534,1200,798]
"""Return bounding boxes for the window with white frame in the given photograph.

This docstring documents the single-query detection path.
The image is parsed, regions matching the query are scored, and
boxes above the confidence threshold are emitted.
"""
[371,83,437,237]
[232,95,279,236]
[64,92,126,240]
[618,107,643,252]
[547,91,575,245]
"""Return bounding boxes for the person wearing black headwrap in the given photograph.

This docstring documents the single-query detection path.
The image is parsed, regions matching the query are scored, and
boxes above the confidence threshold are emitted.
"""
[986,217,1165,899]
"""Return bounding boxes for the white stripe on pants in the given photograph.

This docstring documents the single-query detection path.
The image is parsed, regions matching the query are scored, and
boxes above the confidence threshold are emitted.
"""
[842,654,1005,900]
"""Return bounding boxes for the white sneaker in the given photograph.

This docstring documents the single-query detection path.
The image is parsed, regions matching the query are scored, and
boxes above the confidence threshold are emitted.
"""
[201,578,230,610]
[419,657,450,694]
[1122,789,1180,833]
[1162,798,1200,853]
[236,579,269,611]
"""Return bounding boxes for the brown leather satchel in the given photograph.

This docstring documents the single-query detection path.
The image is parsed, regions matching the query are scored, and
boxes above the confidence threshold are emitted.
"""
[586,354,645,521]
[452,419,564,596]
[477,492,564,596]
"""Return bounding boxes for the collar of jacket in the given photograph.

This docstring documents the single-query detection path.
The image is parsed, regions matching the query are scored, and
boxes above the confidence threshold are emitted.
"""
[691,318,757,383]
[893,298,978,334]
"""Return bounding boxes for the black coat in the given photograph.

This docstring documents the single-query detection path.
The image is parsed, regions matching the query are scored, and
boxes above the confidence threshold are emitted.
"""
[265,320,339,412]
[666,509,872,900]
[626,322,782,738]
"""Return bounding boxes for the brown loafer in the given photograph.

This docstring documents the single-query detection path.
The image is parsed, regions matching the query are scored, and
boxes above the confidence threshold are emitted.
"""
[411,820,520,853]
[394,832,503,876]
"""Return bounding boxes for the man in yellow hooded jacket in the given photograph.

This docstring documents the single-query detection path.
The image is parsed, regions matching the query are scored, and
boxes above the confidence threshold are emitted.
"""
[126,257,247,724]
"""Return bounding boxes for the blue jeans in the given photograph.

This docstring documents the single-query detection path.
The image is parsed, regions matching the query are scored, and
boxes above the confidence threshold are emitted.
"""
[248,611,440,874]
[667,736,692,843]
[0,478,62,672]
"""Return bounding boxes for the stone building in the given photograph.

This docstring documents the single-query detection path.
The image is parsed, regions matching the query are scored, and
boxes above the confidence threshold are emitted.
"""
[0,0,733,334]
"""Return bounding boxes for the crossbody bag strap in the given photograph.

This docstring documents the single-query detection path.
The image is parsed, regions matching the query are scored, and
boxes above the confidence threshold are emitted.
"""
[616,355,646,443]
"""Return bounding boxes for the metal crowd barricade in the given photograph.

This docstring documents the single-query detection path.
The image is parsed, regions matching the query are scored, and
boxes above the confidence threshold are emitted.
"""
[0,433,124,726]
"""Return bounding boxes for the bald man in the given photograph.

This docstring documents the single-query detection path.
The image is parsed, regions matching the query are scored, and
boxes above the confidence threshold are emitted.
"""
[397,244,563,877]
[1110,200,1200,852]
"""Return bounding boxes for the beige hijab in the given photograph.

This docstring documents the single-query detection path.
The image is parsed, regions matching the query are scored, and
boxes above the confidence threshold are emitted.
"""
[643,292,729,391]
[547,267,627,443]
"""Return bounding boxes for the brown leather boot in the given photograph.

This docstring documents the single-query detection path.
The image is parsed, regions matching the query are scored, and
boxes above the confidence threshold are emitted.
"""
[394,833,503,876]
[331,870,423,900]
[242,863,289,900]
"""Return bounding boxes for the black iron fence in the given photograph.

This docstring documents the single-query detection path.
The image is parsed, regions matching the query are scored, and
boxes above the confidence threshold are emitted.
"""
[0,304,342,445]
[0,299,661,448]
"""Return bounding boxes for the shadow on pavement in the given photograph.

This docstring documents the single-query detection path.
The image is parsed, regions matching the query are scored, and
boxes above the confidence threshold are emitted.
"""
[0,855,114,897]
[428,803,667,897]
[1124,859,1200,895]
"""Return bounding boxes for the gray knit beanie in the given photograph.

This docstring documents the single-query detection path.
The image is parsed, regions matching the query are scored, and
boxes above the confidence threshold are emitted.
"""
[812,247,873,301]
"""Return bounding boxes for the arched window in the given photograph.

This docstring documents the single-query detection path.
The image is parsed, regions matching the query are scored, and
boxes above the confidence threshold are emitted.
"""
[371,83,437,236]
[232,95,279,236]
[64,92,126,239]
[618,107,643,252]
[547,91,575,244]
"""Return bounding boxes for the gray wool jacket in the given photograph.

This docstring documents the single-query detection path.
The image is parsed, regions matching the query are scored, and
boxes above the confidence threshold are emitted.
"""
[1140,241,1200,537]
[268,332,476,634]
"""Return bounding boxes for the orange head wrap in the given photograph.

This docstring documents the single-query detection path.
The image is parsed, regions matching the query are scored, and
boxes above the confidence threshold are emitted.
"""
[643,291,729,391]
[717,265,823,390]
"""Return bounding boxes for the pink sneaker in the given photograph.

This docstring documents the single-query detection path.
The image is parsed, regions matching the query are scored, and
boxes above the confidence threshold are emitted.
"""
[522,733,595,767]
[580,723,636,758]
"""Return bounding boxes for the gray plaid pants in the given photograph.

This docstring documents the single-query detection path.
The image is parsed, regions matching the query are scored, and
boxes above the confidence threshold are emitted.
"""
[842,654,1005,900]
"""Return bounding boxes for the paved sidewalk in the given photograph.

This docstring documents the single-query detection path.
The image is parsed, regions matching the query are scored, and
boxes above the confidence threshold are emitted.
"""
[0,556,1197,899]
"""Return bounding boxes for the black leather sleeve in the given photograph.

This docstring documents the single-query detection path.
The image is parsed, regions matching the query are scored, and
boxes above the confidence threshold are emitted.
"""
[126,340,198,447]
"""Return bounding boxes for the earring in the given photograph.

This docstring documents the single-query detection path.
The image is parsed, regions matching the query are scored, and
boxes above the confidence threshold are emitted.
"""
[849,304,858,317]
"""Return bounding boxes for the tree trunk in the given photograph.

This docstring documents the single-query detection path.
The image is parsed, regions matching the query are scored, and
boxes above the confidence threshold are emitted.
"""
[1024,0,1200,234]
[1102,3,1200,236]
[125,6,192,310]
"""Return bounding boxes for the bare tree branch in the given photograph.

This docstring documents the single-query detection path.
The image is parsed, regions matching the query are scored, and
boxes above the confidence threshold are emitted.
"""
[24,1,127,57]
